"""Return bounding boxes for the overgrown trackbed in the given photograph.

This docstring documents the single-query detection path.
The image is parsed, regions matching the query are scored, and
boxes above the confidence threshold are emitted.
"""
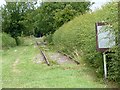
[2,38,117,88]
[33,41,76,65]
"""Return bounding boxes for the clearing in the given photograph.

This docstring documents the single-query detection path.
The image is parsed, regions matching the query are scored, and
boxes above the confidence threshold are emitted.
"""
[1,38,118,88]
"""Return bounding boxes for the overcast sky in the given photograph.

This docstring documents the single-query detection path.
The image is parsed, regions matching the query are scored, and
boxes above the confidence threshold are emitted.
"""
[0,0,111,11]
[90,0,112,11]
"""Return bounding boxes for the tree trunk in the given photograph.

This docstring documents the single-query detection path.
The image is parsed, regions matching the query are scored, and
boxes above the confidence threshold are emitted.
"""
[15,37,19,46]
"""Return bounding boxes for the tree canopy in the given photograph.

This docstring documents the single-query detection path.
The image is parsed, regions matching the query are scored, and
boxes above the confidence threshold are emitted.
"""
[33,2,92,36]
[2,2,92,41]
[2,2,36,44]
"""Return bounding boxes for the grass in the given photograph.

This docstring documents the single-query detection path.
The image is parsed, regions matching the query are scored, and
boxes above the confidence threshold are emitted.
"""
[0,49,2,89]
[1,37,118,88]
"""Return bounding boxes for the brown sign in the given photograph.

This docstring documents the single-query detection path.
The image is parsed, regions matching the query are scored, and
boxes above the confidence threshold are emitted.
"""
[95,22,115,52]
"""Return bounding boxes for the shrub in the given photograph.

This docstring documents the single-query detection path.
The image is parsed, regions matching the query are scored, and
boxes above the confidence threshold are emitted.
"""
[107,47,120,83]
[1,32,16,49]
[20,36,35,46]
[17,36,25,45]
[44,34,53,44]
[53,2,119,83]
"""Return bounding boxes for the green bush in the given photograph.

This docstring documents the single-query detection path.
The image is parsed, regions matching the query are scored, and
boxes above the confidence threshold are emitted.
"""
[53,2,119,83]
[107,47,120,83]
[19,36,35,46]
[44,34,53,44]
[1,33,33,49]
[17,36,25,45]
[1,32,16,49]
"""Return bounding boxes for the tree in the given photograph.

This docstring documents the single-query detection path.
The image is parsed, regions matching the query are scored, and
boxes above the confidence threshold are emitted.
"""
[33,2,92,36]
[2,2,93,39]
[2,2,35,45]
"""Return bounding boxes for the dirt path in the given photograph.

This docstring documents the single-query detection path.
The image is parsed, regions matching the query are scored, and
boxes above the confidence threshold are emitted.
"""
[12,58,20,73]
[46,51,75,64]
[12,47,27,74]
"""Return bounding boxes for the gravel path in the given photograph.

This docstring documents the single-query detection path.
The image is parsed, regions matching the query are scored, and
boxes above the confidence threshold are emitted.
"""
[46,52,75,64]
[33,41,75,65]
[33,51,75,65]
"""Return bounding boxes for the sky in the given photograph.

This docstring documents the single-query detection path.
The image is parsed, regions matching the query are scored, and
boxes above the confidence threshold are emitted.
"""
[90,0,111,11]
[0,0,112,11]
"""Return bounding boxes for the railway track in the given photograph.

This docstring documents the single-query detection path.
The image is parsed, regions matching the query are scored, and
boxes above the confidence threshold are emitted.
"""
[58,51,80,65]
[36,41,50,66]
[35,39,80,66]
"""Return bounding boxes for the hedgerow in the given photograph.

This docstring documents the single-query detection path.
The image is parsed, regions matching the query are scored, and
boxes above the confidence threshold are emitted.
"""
[53,2,120,84]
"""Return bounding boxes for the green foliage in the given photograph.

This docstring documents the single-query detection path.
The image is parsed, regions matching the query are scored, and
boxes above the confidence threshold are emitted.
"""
[2,2,36,44]
[44,34,53,44]
[107,47,120,83]
[2,2,25,38]
[16,36,25,45]
[21,36,35,46]
[53,2,119,83]
[1,2,92,39]
[13,36,35,46]
[1,33,16,49]
[53,4,78,29]
[33,2,92,35]
[1,34,34,49]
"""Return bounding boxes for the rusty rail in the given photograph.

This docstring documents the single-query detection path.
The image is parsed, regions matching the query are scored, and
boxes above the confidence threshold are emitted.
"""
[36,41,50,66]
[58,51,80,65]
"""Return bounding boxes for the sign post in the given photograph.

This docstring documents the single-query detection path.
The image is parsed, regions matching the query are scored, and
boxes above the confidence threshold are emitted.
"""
[103,52,107,80]
[95,22,115,82]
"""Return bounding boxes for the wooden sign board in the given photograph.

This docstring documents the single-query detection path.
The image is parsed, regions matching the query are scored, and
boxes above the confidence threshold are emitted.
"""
[95,22,115,52]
